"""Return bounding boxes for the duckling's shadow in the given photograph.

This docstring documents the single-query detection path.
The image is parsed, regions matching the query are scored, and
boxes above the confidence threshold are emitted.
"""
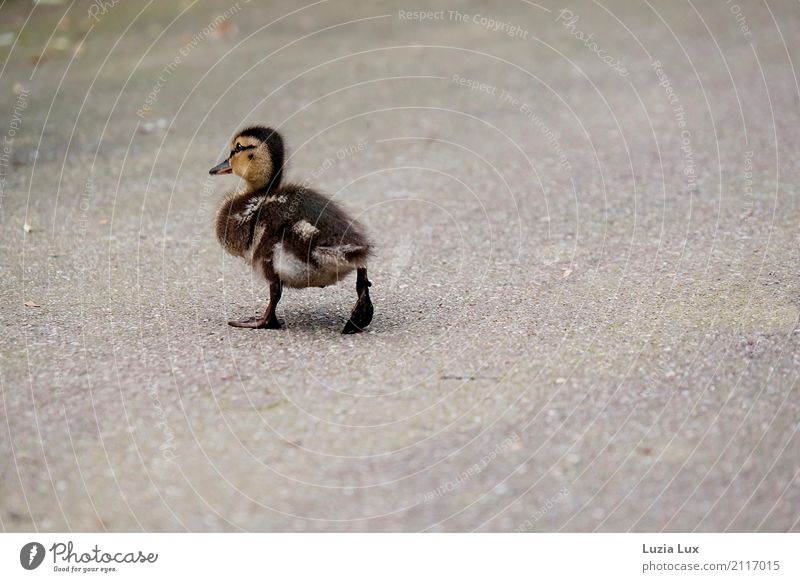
[276,306,404,335]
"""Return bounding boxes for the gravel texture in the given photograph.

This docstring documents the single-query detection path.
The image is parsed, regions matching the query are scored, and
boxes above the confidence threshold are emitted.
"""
[1,0,798,532]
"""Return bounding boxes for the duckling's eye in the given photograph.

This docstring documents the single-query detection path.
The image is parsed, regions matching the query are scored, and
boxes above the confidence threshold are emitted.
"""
[234,143,243,153]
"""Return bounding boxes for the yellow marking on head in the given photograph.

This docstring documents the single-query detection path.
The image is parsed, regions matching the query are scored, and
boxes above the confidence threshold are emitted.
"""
[229,134,273,186]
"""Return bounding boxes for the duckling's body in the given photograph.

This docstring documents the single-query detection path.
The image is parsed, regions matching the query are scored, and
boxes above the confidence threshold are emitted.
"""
[210,126,373,333]
[216,185,369,288]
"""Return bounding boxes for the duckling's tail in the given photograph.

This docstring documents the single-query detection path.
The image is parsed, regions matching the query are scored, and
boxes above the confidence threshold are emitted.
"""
[343,245,371,267]
[315,244,371,268]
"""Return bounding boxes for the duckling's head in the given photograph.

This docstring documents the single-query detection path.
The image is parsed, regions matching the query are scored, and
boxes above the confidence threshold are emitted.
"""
[209,126,284,189]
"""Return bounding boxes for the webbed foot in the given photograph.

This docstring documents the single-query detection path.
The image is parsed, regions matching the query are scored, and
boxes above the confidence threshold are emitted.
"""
[342,267,374,334]
[228,316,282,329]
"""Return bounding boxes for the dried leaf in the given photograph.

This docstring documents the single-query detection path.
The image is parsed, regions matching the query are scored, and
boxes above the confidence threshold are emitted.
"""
[29,53,49,66]
[562,268,572,279]
[24,300,41,308]
[98,218,109,225]
[209,18,237,40]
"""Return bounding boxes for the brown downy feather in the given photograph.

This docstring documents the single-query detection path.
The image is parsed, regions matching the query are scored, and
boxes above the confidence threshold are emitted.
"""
[214,126,371,288]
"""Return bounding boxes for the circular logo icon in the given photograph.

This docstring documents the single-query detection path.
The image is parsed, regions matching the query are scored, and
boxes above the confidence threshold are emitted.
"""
[20,542,45,570]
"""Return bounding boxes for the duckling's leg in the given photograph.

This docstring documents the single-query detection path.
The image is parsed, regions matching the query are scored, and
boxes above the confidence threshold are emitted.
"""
[342,267,373,334]
[229,279,283,329]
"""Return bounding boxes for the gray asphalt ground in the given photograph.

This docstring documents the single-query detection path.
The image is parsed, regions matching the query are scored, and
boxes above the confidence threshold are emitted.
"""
[1,0,799,532]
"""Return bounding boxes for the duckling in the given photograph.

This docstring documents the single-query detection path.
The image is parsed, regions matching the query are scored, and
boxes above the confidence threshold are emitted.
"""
[209,126,373,334]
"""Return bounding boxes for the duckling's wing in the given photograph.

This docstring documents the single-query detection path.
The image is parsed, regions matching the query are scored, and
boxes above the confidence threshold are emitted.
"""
[313,244,370,267]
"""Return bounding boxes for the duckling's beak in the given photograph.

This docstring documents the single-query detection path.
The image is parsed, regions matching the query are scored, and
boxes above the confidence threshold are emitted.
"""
[209,158,232,175]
